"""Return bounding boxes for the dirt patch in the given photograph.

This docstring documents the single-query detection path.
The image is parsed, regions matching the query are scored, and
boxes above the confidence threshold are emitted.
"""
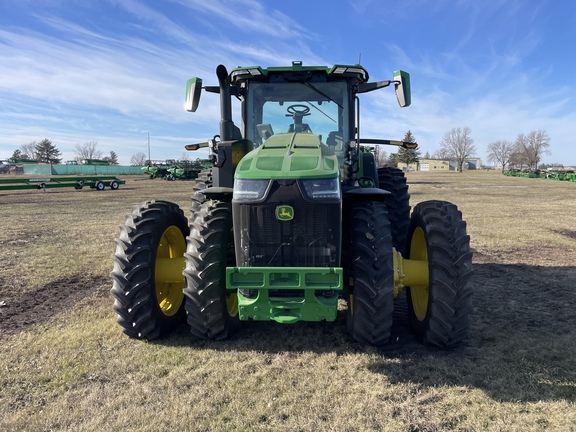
[0,274,109,338]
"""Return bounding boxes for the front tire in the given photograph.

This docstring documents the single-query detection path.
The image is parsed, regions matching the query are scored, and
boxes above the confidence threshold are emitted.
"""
[183,198,239,340]
[406,200,474,347]
[346,200,395,346]
[110,200,188,340]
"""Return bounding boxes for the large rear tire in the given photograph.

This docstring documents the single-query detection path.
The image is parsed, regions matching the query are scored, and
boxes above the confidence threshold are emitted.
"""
[406,200,474,347]
[346,200,394,346]
[183,198,239,340]
[378,167,410,254]
[110,200,188,340]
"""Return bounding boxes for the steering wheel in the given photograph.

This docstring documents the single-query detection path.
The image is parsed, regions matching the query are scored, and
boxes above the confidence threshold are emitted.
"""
[286,104,311,117]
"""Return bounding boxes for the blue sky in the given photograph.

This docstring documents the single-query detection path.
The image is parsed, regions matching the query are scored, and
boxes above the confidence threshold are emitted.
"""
[1,0,575,166]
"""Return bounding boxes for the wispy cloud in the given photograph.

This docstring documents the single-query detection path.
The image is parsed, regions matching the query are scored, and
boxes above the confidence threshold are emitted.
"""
[170,0,317,41]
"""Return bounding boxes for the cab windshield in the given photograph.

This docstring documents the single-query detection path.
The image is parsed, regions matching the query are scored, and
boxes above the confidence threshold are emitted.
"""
[244,81,350,150]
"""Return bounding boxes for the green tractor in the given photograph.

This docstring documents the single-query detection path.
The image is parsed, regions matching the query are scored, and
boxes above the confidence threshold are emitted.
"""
[110,62,473,347]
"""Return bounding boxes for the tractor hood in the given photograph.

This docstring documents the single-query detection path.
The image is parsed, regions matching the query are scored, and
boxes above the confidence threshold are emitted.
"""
[234,133,339,180]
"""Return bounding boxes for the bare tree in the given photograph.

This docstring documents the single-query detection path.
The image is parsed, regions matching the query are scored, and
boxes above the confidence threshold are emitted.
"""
[131,152,147,166]
[514,130,550,170]
[75,141,103,161]
[439,127,476,172]
[19,142,38,160]
[487,140,514,170]
[509,146,527,169]
[377,149,388,167]
[432,147,451,160]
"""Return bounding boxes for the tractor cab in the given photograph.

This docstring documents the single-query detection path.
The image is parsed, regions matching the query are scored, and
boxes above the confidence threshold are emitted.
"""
[185,61,412,188]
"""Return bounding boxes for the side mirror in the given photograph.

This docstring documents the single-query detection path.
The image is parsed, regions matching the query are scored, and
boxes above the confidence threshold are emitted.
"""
[185,77,202,112]
[393,70,411,107]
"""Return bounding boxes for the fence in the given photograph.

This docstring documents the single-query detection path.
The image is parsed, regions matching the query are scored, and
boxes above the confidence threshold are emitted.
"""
[19,164,143,176]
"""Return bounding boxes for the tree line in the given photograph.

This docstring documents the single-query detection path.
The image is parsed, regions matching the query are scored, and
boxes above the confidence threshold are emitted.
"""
[8,140,119,165]
[378,127,552,172]
[487,130,550,170]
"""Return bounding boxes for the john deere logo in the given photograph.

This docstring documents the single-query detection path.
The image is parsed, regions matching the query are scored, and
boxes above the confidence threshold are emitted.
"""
[276,205,294,221]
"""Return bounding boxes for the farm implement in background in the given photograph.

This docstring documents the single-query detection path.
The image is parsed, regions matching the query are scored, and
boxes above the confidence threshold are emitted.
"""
[0,176,126,192]
[141,164,170,179]
[141,159,211,180]
[503,169,576,182]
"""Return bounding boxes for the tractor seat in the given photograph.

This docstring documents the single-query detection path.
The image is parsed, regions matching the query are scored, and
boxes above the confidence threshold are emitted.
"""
[326,131,343,149]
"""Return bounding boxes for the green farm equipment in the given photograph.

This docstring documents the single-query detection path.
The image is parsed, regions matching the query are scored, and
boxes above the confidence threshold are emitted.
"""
[142,159,210,180]
[165,159,211,181]
[141,162,170,179]
[0,176,125,191]
[503,169,576,182]
[110,62,473,347]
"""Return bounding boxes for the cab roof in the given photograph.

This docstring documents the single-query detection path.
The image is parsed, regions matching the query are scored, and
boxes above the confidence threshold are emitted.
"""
[230,61,370,85]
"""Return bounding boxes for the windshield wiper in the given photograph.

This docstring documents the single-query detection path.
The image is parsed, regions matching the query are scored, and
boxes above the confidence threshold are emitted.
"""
[298,79,343,109]
[306,102,337,123]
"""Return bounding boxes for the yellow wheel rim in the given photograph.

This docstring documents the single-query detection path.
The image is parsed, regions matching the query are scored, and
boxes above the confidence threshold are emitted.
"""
[227,293,239,318]
[155,226,186,317]
[409,226,429,321]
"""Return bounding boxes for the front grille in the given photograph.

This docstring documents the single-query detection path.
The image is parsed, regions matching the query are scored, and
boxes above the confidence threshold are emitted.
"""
[233,180,340,267]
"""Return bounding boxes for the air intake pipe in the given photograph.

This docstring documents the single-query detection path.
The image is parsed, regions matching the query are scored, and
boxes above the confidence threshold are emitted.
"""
[216,64,235,141]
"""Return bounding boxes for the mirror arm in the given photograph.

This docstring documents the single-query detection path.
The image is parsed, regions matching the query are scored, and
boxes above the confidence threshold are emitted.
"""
[357,80,392,94]
[205,86,240,96]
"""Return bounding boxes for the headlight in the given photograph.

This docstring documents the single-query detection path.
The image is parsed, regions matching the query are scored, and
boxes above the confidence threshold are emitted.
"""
[301,177,340,200]
[233,179,270,201]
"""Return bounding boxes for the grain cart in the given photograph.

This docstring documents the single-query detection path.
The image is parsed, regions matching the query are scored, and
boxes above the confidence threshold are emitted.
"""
[110,62,473,347]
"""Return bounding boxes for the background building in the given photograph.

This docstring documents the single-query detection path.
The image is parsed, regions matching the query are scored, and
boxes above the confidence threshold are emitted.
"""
[398,157,482,172]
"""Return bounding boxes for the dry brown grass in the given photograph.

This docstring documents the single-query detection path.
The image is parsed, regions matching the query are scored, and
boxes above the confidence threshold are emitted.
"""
[1,171,575,431]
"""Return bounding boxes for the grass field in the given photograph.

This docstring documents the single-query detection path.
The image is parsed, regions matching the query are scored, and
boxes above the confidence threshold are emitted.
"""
[1,171,575,431]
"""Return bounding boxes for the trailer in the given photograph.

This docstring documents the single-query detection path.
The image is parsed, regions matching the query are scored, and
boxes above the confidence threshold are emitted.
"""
[0,176,126,192]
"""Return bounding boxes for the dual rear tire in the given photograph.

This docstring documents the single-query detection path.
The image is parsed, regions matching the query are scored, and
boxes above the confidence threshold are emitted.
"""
[110,196,238,341]
[344,197,473,348]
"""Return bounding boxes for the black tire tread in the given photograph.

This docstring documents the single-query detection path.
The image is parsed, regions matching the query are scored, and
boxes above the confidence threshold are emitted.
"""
[110,200,188,340]
[183,198,237,340]
[347,201,395,346]
[191,168,213,212]
[407,200,474,348]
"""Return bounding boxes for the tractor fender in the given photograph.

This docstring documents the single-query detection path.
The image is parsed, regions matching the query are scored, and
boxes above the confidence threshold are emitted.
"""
[198,186,234,202]
[343,187,390,204]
